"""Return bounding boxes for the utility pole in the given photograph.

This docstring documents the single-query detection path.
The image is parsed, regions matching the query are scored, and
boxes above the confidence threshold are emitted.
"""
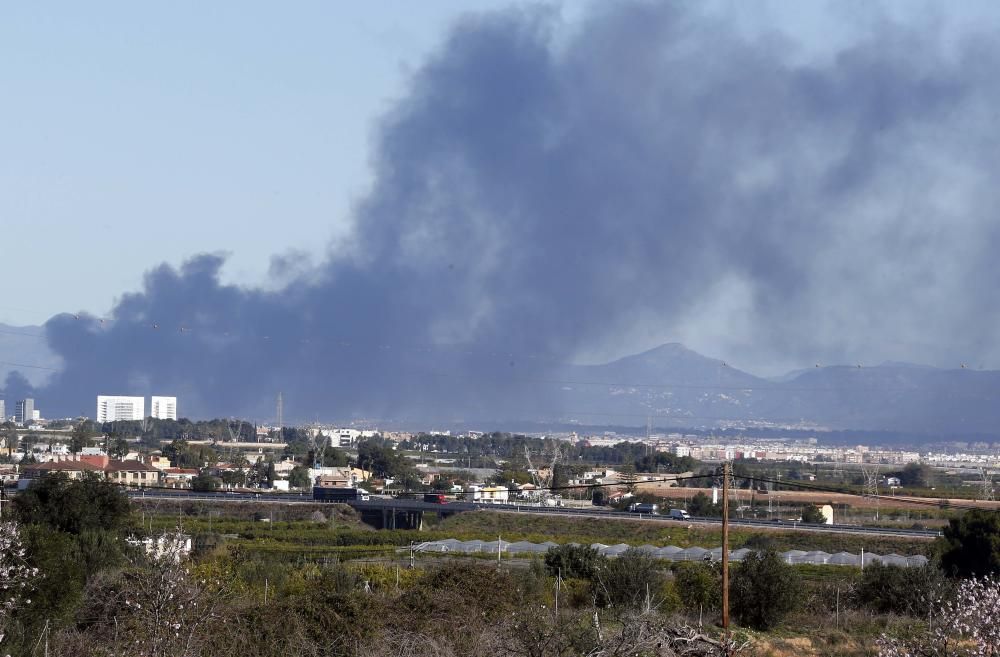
[722,461,730,632]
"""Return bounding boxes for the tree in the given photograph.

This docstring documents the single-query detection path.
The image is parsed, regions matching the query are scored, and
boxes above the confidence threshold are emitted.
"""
[289,466,312,489]
[13,473,131,534]
[321,445,349,467]
[858,563,949,616]
[551,463,572,490]
[878,575,1000,657]
[618,464,638,495]
[544,544,607,580]
[597,548,665,610]
[220,469,246,488]
[10,525,87,649]
[673,562,722,614]
[0,423,17,458]
[356,440,415,481]
[940,509,1000,577]
[0,522,40,648]
[163,439,217,468]
[70,421,94,454]
[800,503,826,524]
[635,452,697,474]
[109,435,129,460]
[79,535,229,657]
[688,491,718,516]
[492,467,533,486]
[191,473,220,492]
[730,548,801,630]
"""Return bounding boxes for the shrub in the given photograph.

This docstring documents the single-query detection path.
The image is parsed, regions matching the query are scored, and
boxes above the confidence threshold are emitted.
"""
[672,561,721,613]
[801,503,826,524]
[544,544,607,580]
[13,473,130,534]
[939,509,1000,577]
[858,563,950,616]
[596,549,666,610]
[731,548,801,630]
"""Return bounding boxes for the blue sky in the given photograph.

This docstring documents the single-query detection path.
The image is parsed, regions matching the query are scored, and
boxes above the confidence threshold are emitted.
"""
[1,1,527,324]
[3,1,999,327]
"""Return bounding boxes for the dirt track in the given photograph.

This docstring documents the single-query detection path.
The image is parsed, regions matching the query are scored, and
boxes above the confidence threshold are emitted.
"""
[635,483,1000,511]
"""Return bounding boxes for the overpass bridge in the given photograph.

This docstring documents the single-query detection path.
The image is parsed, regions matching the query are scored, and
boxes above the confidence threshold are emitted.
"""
[126,489,476,529]
[124,489,941,538]
[347,499,476,529]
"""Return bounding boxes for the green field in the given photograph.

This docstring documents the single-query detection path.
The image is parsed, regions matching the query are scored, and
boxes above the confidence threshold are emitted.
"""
[136,500,934,563]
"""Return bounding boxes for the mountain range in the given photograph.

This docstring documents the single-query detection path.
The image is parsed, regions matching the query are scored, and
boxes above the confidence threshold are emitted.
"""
[2,325,999,434]
[552,343,1000,434]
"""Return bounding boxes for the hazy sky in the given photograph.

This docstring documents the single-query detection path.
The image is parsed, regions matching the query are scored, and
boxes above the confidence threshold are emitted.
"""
[6,0,996,328]
[7,0,1000,419]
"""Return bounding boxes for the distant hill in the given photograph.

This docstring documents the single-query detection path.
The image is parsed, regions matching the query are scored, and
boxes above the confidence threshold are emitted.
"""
[548,344,772,426]
[761,363,1000,434]
[3,327,1000,435]
[0,323,60,388]
[542,345,1000,434]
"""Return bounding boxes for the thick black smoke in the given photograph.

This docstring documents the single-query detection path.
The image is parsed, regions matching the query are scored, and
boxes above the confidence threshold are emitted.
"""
[27,3,1000,420]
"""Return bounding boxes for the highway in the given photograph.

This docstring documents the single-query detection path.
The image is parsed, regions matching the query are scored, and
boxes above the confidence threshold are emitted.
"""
[126,489,941,538]
[488,504,941,538]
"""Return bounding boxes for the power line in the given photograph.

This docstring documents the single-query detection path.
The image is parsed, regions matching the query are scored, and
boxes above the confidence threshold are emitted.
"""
[0,360,59,371]
[0,327,46,339]
[748,474,995,513]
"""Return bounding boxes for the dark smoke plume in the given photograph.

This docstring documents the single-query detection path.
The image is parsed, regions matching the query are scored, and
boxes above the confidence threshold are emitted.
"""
[26,3,1000,421]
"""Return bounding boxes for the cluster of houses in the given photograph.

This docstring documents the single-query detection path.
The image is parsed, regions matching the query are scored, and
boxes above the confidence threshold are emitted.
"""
[1,439,692,502]
[12,453,197,488]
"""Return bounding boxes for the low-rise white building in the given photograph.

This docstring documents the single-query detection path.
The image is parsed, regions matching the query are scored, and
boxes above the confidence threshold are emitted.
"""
[321,428,363,447]
[462,485,510,504]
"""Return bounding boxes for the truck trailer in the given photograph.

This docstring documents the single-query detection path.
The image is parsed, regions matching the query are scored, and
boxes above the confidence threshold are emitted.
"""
[313,487,370,502]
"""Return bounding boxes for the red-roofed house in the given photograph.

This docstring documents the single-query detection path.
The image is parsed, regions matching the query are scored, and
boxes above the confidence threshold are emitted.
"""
[104,460,163,486]
[20,457,162,487]
[20,460,104,480]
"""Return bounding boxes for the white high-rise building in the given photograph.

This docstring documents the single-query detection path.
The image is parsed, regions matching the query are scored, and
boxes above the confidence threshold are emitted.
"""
[150,396,177,420]
[15,399,34,424]
[96,396,144,422]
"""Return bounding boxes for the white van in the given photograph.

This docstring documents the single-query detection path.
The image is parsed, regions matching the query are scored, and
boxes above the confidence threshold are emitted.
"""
[668,508,691,520]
